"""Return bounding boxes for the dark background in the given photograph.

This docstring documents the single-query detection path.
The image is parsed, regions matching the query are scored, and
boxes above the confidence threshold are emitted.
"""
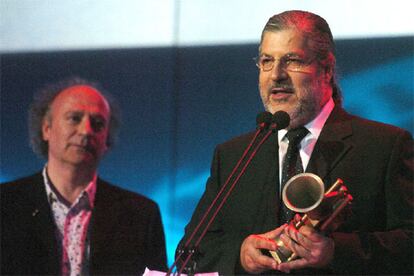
[1,36,413,263]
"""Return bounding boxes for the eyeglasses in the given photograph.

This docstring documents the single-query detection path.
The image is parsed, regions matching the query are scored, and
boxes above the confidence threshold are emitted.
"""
[254,54,316,73]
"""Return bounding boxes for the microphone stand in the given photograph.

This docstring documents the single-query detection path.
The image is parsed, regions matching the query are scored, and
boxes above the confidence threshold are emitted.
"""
[168,112,288,275]
[177,125,278,275]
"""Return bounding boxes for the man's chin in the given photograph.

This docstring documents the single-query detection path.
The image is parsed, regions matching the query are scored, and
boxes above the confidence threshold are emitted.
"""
[69,154,99,167]
[266,104,292,116]
[265,105,305,129]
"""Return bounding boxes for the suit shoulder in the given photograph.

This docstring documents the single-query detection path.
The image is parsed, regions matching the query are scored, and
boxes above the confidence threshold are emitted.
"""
[348,113,412,139]
[1,173,45,217]
[216,130,257,151]
[1,173,42,194]
[212,129,278,162]
[332,107,410,136]
[97,179,159,209]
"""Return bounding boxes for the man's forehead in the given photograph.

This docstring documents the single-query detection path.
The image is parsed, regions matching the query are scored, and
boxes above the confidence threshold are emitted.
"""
[52,85,110,112]
[261,29,310,55]
[58,85,102,99]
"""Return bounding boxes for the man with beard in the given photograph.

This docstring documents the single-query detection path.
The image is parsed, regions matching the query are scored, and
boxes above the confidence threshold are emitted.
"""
[1,77,167,275]
[175,10,413,275]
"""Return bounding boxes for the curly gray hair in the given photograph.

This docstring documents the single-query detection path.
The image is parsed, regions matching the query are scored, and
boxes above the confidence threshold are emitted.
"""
[28,77,121,158]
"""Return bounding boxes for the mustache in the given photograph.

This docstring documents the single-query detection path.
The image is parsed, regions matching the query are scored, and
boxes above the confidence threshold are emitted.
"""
[270,84,294,90]
[78,138,97,153]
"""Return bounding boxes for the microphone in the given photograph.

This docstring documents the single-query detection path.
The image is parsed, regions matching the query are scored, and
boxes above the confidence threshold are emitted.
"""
[272,110,290,130]
[169,111,290,275]
[256,111,273,130]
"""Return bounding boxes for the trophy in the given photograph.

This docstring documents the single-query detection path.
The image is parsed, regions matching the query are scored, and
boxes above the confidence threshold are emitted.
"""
[269,173,353,263]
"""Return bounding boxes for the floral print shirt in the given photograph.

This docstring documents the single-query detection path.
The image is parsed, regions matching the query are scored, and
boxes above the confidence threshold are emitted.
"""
[42,167,96,276]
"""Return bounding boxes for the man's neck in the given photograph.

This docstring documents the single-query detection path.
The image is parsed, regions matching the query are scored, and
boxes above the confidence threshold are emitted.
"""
[46,160,96,204]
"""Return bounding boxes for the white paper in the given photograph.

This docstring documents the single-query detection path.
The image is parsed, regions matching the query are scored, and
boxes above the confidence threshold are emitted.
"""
[143,268,218,276]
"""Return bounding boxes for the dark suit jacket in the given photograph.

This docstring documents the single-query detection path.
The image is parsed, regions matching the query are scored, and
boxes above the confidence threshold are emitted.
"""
[176,106,414,275]
[1,174,168,275]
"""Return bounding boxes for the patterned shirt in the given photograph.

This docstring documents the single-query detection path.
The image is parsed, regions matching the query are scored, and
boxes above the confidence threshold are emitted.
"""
[43,167,96,276]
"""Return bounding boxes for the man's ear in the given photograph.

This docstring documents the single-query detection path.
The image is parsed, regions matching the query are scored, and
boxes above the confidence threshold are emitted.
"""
[323,54,334,83]
[325,65,333,84]
[104,138,111,153]
[42,117,51,141]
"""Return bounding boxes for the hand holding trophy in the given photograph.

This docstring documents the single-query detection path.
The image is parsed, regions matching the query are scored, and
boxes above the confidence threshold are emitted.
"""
[269,173,353,264]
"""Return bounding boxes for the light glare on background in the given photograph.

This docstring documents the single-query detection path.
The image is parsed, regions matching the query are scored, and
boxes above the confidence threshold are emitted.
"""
[1,0,413,53]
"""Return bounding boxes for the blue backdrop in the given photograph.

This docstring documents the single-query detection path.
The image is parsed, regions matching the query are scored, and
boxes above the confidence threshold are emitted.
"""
[1,36,413,264]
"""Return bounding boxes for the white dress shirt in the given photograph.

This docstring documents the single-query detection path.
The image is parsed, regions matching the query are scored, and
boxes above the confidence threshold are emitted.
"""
[277,98,335,193]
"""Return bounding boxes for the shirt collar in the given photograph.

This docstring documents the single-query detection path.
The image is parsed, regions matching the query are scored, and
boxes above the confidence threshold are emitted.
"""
[42,165,97,209]
[277,97,335,144]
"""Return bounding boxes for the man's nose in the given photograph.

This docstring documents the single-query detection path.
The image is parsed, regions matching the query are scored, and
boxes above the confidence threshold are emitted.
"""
[270,61,288,81]
[79,117,93,135]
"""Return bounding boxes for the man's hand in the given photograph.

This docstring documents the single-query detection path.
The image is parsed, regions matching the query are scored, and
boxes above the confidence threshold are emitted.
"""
[240,225,287,274]
[277,223,335,273]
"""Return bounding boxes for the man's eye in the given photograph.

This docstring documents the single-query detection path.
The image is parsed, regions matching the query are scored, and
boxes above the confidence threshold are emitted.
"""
[92,119,106,131]
[261,57,273,65]
[68,115,82,123]
[285,58,305,65]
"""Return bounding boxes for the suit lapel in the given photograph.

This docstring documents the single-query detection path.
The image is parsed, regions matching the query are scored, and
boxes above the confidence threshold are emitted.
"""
[89,179,118,271]
[27,173,60,272]
[306,106,354,186]
[248,131,281,231]
[264,133,281,227]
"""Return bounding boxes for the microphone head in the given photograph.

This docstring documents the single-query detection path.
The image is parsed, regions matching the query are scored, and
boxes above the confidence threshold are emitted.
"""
[256,112,273,129]
[272,111,290,130]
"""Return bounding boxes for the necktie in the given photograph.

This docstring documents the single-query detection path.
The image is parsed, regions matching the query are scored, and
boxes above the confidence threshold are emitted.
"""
[280,127,309,224]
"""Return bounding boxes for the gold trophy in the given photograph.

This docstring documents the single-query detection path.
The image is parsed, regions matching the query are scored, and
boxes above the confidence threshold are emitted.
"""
[269,173,353,263]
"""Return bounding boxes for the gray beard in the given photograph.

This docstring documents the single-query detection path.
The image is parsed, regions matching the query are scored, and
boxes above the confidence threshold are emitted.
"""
[288,96,319,129]
[263,86,321,129]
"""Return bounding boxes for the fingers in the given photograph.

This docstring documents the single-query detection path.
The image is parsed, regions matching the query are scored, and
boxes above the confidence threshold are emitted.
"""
[280,228,312,261]
[240,224,334,274]
[297,225,325,243]
[279,224,335,269]
[240,226,288,274]
[241,249,278,274]
[278,256,308,273]
[287,225,314,249]
[248,234,276,251]
[261,224,288,240]
[240,234,278,273]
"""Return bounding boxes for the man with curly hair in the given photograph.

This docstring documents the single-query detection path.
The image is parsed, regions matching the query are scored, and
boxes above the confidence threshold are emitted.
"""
[1,77,167,275]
